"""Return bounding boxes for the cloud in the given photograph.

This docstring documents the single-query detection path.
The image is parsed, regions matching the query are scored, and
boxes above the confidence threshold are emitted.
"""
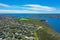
[0,10,40,13]
[0,3,56,13]
[0,3,11,7]
[24,4,56,11]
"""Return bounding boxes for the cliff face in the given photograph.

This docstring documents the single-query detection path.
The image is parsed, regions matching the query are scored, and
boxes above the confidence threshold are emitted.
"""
[0,16,60,40]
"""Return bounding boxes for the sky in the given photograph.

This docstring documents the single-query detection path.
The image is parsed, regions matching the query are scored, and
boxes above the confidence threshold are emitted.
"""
[0,0,60,13]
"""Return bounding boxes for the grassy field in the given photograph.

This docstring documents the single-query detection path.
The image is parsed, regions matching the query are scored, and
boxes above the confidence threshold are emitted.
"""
[34,31,39,40]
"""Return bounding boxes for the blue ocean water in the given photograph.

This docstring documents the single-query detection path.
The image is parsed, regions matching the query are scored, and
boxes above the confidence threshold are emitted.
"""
[0,14,60,33]
[40,16,60,33]
[47,18,60,33]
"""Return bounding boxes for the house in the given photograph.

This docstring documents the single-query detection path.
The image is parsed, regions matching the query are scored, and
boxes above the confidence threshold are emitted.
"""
[25,36,34,40]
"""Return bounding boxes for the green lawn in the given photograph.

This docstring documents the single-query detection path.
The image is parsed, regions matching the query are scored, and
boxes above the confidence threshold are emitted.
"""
[34,31,39,40]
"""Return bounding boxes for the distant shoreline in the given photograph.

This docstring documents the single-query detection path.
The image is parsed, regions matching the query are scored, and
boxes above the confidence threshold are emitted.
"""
[0,14,60,18]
